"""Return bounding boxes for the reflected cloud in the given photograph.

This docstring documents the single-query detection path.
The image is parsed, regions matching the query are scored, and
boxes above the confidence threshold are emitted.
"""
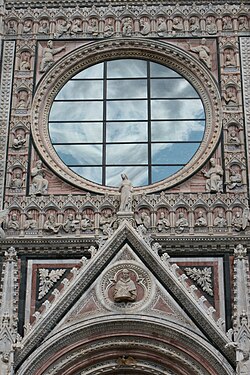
[151,79,199,98]
[152,143,200,164]
[106,143,148,165]
[50,102,103,121]
[106,166,148,187]
[71,166,102,184]
[54,144,102,165]
[49,122,103,143]
[73,62,104,79]
[56,80,103,100]
[151,99,204,120]
[107,100,147,120]
[151,62,181,78]
[107,79,147,99]
[151,120,205,142]
[106,122,147,142]
[107,59,147,78]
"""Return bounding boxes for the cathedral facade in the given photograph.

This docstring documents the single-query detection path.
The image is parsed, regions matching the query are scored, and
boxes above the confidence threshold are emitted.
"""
[0,0,250,374]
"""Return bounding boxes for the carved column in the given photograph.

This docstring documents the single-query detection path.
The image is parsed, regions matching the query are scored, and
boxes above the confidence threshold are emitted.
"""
[0,247,21,374]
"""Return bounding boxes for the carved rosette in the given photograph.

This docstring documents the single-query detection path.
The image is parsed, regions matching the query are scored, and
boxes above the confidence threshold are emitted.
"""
[98,261,154,311]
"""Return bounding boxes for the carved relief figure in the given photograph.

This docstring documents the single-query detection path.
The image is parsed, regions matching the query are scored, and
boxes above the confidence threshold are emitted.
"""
[224,49,236,67]
[24,212,37,230]
[206,17,217,35]
[122,18,133,36]
[189,38,211,69]
[100,211,116,236]
[55,19,70,37]
[202,158,223,193]
[227,168,242,190]
[214,210,227,228]
[7,213,20,231]
[0,210,8,239]
[30,160,48,195]
[7,20,17,35]
[10,171,23,189]
[136,211,150,236]
[232,211,244,232]
[238,16,248,31]
[224,87,237,106]
[189,17,200,34]
[44,214,61,233]
[140,18,150,35]
[113,269,137,303]
[119,174,133,212]
[157,17,167,36]
[16,90,29,109]
[104,20,114,37]
[40,40,65,73]
[62,213,79,233]
[87,19,98,36]
[223,16,233,31]
[81,214,94,231]
[12,133,26,149]
[195,211,207,227]
[38,20,50,34]
[156,212,170,232]
[23,19,32,33]
[71,19,82,34]
[175,212,188,233]
[19,51,31,71]
[172,17,183,33]
[228,129,240,146]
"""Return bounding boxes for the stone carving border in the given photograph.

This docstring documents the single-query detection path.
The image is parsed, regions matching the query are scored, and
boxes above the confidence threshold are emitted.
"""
[0,41,15,207]
[31,38,222,194]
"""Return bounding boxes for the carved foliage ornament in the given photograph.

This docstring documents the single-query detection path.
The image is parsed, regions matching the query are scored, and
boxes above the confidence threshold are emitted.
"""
[184,267,214,296]
[31,38,222,194]
[38,268,66,299]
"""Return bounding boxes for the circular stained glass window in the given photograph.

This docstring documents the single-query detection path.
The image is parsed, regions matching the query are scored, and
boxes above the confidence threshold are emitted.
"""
[49,59,205,187]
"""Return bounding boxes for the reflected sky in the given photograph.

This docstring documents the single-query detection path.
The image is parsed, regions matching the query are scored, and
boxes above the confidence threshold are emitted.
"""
[49,59,206,187]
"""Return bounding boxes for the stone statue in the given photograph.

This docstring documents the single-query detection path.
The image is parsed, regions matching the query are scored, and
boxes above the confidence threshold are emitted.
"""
[224,88,237,106]
[195,211,207,227]
[87,19,98,36]
[7,213,20,231]
[10,172,23,189]
[19,52,31,71]
[23,19,32,33]
[30,160,48,195]
[232,211,244,232]
[175,212,189,233]
[100,212,116,236]
[223,16,233,31]
[206,17,217,35]
[239,16,248,31]
[113,269,137,303]
[172,17,183,33]
[157,17,167,36]
[104,20,114,37]
[189,38,212,69]
[156,212,170,232]
[16,90,29,109]
[38,20,50,34]
[44,214,61,233]
[119,174,133,212]
[40,40,65,73]
[224,49,236,67]
[81,214,94,231]
[55,19,71,37]
[12,133,26,149]
[214,211,227,228]
[136,211,150,236]
[189,17,200,34]
[70,19,82,34]
[227,168,242,190]
[24,212,37,230]
[62,214,79,233]
[0,210,8,239]
[228,129,240,146]
[122,18,133,36]
[140,19,150,35]
[202,158,223,193]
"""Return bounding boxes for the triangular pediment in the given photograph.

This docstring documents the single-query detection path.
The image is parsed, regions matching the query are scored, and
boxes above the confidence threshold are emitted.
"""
[16,221,234,367]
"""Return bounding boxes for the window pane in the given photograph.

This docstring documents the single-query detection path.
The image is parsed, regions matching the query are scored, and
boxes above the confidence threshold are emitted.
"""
[107,79,147,99]
[72,166,102,184]
[152,165,183,182]
[106,166,148,187]
[106,144,148,165]
[152,143,200,164]
[151,79,199,98]
[49,122,103,143]
[55,80,103,100]
[107,59,147,78]
[107,100,147,120]
[151,121,205,142]
[50,102,103,121]
[151,99,204,120]
[54,144,102,165]
[106,122,147,142]
[150,62,181,78]
[73,63,103,79]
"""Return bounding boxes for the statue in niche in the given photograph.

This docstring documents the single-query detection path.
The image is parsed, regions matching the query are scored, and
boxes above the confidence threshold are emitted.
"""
[175,212,188,233]
[104,20,114,37]
[238,16,248,31]
[202,158,223,193]
[140,19,150,35]
[0,210,8,239]
[188,38,212,69]
[224,49,236,67]
[7,213,20,231]
[224,88,237,106]
[7,20,17,35]
[81,214,94,231]
[12,133,26,149]
[55,19,70,37]
[214,210,227,228]
[223,16,233,30]
[228,129,240,146]
[189,17,200,34]
[195,211,207,227]
[19,51,31,71]
[10,171,23,189]
[16,90,29,109]
[30,160,48,195]
[44,213,61,233]
[157,17,167,36]
[113,269,137,303]
[156,212,170,232]
[24,212,37,230]
[232,211,244,232]
[62,213,79,233]
[136,211,150,236]
[172,17,183,33]
[119,174,133,212]
[40,40,65,73]
[38,20,50,34]
[87,19,98,36]
[23,19,32,33]
[100,212,116,236]
[71,19,82,34]
[206,17,217,35]
[227,168,242,190]
[235,331,250,375]
[122,18,133,36]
